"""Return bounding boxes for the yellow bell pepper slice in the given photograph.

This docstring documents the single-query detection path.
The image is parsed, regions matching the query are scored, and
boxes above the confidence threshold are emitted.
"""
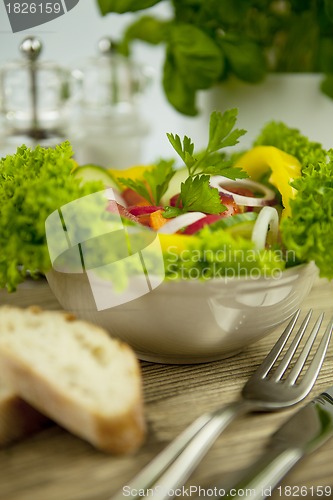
[108,165,154,189]
[235,146,302,218]
[158,233,196,254]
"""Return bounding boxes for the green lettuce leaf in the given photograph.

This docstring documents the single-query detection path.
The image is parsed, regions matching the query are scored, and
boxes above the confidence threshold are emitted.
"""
[281,153,333,279]
[254,121,327,167]
[255,121,333,279]
[164,228,286,281]
[0,143,104,291]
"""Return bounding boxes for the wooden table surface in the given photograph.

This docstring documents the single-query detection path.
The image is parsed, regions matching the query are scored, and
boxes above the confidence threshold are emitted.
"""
[0,277,332,500]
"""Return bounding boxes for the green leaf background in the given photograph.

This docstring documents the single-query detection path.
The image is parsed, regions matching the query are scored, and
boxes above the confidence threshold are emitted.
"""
[96,0,333,115]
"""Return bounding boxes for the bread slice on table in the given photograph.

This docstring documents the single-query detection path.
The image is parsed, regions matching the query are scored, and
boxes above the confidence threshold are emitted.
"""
[0,306,145,454]
[0,383,51,446]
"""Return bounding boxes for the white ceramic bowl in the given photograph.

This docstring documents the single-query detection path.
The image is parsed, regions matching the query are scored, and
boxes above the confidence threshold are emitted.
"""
[46,261,317,364]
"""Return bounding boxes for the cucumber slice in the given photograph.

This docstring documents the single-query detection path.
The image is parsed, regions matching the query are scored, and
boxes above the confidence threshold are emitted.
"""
[161,167,188,205]
[225,220,257,239]
[72,165,119,189]
[207,212,258,239]
[209,212,257,229]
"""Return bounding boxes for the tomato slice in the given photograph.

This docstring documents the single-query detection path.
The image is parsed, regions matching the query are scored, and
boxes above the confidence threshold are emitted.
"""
[219,193,241,216]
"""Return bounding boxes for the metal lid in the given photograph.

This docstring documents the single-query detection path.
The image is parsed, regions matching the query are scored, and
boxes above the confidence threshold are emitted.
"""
[71,37,150,111]
[0,36,70,138]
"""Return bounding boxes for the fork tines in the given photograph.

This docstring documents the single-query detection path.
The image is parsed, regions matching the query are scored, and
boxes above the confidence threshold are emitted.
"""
[257,310,333,385]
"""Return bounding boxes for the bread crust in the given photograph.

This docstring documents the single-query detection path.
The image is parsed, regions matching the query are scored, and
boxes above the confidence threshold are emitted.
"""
[0,385,51,446]
[0,306,146,454]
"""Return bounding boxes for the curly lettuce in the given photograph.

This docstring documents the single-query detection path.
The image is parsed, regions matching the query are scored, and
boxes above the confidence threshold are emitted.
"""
[254,121,333,279]
[254,121,327,167]
[0,142,104,291]
[281,153,333,279]
[163,229,286,281]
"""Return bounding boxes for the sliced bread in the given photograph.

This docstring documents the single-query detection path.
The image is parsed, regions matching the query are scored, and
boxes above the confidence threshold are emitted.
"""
[0,383,51,446]
[0,305,145,454]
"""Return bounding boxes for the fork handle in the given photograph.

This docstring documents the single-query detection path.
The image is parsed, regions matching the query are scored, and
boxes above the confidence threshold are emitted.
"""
[111,400,254,500]
[221,446,303,499]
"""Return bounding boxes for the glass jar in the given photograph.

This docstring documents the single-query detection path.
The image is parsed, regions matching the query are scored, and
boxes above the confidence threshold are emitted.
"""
[68,38,150,170]
[0,36,70,157]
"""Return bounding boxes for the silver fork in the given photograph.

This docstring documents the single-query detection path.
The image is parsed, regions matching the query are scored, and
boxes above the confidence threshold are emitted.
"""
[112,310,332,500]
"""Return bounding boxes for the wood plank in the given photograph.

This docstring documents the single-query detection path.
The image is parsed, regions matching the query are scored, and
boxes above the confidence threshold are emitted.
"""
[0,277,332,499]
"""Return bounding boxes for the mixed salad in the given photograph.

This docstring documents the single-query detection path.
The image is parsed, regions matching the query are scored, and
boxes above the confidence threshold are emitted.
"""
[73,109,333,282]
[0,109,332,291]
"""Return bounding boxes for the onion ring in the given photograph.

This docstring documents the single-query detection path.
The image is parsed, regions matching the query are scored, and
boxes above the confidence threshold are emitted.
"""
[157,212,206,234]
[210,176,276,207]
[251,206,279,250]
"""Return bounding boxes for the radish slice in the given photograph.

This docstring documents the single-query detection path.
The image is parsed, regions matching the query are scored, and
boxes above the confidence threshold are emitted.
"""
[251,206,279,250]
[209,176,275,207]
[157,212,206,234]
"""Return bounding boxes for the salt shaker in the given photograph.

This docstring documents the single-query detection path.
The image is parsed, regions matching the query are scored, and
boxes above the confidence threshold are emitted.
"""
[0,36,70,156]
[68,37,150,169]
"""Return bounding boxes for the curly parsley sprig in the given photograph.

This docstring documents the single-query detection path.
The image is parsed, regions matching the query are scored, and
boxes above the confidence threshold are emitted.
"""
[117,109,247,216]
[164,109,247,217]
[118,159,176,206]
[167,109,246,176]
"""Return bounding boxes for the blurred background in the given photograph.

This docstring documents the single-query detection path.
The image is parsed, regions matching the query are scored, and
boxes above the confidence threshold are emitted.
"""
[1,1,333,168]
[0,1,212,165]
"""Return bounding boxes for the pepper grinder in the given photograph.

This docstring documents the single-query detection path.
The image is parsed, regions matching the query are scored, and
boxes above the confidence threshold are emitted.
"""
[0,36,70,156]
[68,37,150,170]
